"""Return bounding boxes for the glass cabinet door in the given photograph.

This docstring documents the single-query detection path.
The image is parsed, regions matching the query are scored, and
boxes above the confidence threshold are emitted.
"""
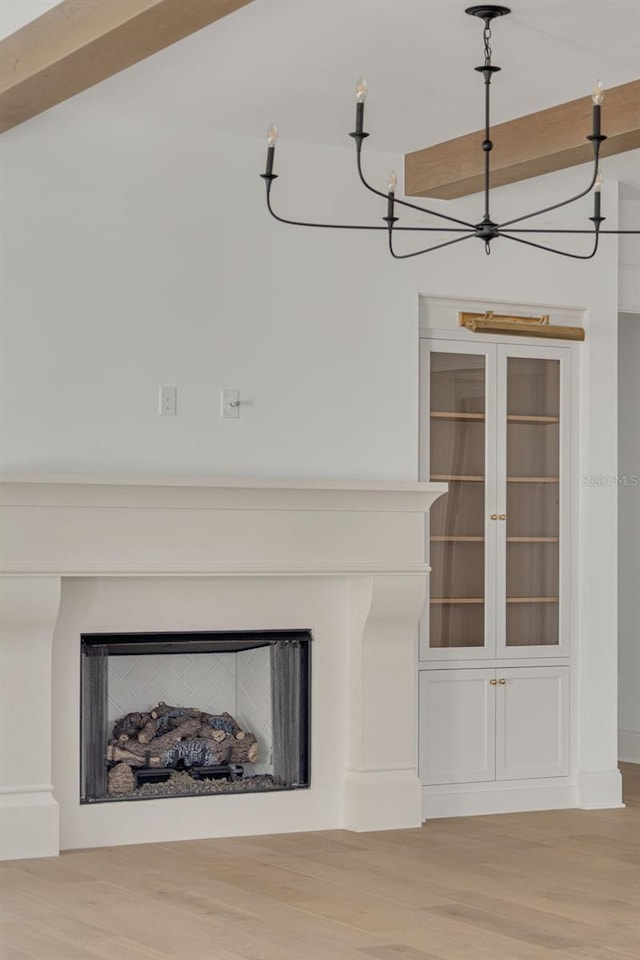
[423,346,494,655]
[497,347,569,654]
[421,339,570,660]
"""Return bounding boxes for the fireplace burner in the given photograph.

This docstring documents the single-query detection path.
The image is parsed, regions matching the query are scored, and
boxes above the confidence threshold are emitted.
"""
[134,764,244,787]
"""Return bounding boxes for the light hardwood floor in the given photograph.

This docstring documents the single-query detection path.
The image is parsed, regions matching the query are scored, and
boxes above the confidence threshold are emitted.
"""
[1,766,638,960]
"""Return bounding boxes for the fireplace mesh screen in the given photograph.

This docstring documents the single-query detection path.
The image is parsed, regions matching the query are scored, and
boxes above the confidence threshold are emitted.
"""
[271,639,304,786]
[81,644,109,801]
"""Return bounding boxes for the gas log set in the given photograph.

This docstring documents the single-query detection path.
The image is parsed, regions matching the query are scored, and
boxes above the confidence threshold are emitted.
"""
[106,702,259,796]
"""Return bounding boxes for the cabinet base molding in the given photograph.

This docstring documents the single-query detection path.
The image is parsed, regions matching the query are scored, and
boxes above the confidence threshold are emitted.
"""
[422,780,576,819]
[577,769,624,810]
[618,729,640,764]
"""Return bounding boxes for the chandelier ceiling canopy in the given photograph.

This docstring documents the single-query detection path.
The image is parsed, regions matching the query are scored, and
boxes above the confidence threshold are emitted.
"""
[261,5,639,260]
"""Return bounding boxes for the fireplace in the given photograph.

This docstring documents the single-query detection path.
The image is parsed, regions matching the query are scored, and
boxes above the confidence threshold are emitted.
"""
[80,630,311,802]
[0,476,445,859]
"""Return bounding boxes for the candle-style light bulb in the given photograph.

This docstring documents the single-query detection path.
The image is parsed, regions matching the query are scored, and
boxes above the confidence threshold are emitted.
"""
[263,125,278,179]
[592,170,604,221]
[353,78,368,138]
[592,80,605,105]
[356,77,368,103]
[385,171,398,225]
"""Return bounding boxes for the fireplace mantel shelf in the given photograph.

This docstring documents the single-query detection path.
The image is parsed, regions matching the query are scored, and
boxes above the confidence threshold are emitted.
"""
[1,473,444,493]
[0,474,445,510]
[0,475,446,578]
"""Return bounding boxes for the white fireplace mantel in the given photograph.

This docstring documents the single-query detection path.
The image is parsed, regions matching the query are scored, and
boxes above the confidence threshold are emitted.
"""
[0,475,445,860]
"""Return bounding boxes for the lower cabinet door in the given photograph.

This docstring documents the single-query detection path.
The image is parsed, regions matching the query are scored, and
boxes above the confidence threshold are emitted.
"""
[495,666,569,780]
[419,669,496,785]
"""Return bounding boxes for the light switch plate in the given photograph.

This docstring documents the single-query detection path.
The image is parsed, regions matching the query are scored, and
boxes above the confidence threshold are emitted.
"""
[159,386,177,416]
[221,388,240,419]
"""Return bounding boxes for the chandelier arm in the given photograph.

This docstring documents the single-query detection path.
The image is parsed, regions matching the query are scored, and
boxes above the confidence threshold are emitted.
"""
[388,231,477,260]
[265,187,471,232]
[355,149,476,229]
[503,229,640,234]
[497,162,600,230]
[499,230,601,260]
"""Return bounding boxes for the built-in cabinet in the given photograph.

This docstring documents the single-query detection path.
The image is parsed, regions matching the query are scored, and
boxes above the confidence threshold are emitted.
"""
[419,334,573,816]
[419,666,569,786]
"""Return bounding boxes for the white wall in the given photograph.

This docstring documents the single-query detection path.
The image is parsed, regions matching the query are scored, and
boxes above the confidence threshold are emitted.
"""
[618,314,640,763]
[0,93,626,803]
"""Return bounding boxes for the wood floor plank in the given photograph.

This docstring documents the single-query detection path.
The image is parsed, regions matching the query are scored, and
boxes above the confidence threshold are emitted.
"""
[395,915,565,960]
[0,948,36,960]
[358,946,446,960]
[423,902,581,951]
[556,948,639,960]
[621,761,640,808]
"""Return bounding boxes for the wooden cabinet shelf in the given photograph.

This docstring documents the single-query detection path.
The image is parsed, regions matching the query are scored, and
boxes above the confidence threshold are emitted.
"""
[430,474,484,482]
[430,411,484,421]
[431,536,558,543]
[507,476,559,483]
[431,474,559,483]
[507,414,559,424]
[506,597,559,604]
[431,412,559,424]
[430,597,558,605]
[431,536,484,542]
[507,537,559,543]
[431,598,484,604]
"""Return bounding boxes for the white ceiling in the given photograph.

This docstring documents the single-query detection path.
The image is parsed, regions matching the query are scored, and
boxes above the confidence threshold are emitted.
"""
[0,0,59,40]
[3,1,639,183]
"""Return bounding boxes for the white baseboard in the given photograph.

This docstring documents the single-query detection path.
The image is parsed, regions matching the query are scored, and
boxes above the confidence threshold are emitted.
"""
[345,769,422,831]
[0,790,59,861]
[619,729,640,764]
[422,780,576,819]
[577,769,624,809]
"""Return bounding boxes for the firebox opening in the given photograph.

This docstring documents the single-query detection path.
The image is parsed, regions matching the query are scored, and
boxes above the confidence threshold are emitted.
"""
[80,630,311,803]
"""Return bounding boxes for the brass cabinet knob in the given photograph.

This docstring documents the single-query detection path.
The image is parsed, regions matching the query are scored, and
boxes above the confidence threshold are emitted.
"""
[489,678,498,685]
[498,514,507,520]
[498,678,506,684]
[490,514,498,520]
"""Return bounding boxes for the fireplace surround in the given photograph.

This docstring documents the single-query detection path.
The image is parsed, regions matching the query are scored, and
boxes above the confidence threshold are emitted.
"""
[0,476,445,860]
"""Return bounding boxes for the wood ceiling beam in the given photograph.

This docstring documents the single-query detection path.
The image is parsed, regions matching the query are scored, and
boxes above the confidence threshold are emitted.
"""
[404,79,640,199]
[0,0,253,135]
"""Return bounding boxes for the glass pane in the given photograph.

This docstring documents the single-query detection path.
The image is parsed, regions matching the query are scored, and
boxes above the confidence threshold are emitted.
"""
[505,357,560,646]
[429,352,485,649]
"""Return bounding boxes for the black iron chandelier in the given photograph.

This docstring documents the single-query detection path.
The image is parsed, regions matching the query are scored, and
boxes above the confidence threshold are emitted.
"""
[261,4,638,260]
